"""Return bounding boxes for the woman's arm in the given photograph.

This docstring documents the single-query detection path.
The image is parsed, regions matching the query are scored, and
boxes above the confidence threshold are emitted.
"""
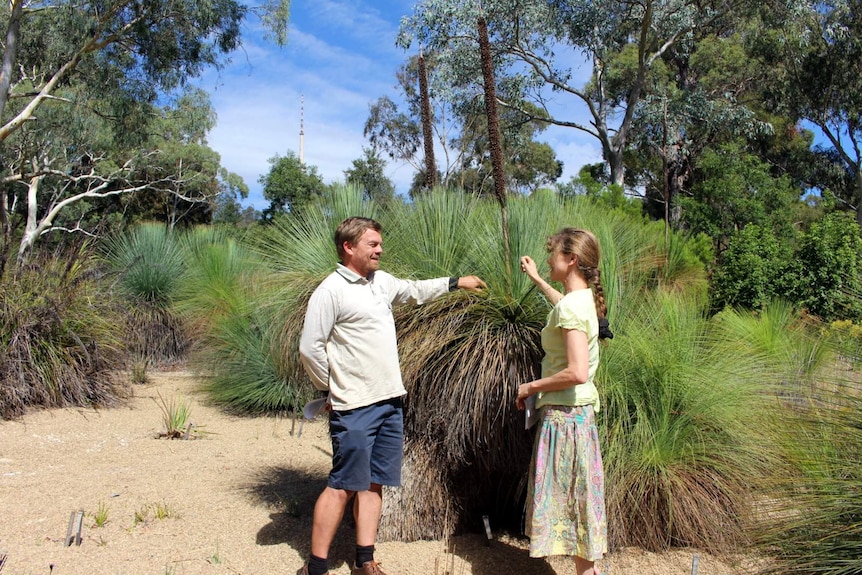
[516,328,589,409]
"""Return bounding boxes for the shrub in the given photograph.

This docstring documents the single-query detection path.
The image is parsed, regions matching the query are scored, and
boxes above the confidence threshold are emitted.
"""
[794,211,862,321]
[710,224,795,312]
[0,247,126,419]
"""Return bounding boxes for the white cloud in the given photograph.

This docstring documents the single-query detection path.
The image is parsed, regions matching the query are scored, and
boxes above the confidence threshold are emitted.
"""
[545,133,604,183]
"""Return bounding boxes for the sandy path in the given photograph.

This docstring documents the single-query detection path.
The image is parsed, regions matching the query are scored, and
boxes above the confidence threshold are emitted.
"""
[0,370,754,575]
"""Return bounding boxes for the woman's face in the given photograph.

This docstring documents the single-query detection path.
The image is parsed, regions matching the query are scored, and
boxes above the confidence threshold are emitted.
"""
[547,249,575,282]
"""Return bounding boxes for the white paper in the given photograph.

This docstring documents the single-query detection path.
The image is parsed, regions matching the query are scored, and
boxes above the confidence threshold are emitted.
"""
[525,395,540,429]
[303,397,328,420]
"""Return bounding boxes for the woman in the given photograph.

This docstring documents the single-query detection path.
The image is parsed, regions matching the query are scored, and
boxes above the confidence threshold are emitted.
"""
[517,228,611,575]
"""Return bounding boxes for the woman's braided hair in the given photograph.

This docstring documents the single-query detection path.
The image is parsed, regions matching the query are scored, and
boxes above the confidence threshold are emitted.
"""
[547,228,613,340]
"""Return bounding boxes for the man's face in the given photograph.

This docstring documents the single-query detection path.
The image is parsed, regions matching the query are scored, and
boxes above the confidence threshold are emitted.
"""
[343,228,383,277]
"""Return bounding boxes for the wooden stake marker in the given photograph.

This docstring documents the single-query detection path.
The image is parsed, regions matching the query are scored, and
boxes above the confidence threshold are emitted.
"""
[65,510,84,546]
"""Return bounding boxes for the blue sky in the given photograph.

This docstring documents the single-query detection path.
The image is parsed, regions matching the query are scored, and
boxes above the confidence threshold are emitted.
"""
[193,0,603,211]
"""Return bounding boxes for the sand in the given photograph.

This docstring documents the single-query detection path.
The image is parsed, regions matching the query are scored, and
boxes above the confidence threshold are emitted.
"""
[0,370,758,575]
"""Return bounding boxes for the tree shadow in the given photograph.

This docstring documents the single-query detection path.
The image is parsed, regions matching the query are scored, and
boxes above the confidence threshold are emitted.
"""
[244,465,357,572]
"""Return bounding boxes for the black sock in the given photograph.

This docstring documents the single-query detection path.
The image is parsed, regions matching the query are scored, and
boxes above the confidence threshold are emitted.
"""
[307,554,328,575]
[355,544,375,568]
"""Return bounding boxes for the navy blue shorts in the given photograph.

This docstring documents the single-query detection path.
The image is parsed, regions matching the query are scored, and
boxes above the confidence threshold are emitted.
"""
[328,397,404,491]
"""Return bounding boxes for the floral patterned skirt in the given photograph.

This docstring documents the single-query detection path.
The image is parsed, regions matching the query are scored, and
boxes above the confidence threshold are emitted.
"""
[525,404,607,560]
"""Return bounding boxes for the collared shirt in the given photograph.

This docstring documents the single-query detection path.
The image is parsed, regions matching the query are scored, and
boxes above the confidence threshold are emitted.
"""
[535,288,601,411]
[299,264,450,411]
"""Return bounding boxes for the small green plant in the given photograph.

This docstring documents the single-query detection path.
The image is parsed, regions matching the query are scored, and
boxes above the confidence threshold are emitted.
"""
[153,501,177,520]
[133,501,179,526]
[154,392,193,439]
[208,541,222,565]
[133,505,149,525]
[91,501,109,527]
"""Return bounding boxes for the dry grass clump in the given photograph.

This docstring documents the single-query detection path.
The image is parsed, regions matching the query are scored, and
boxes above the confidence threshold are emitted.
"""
[123,303,191,368]
[379,440,459,541]
[0,249,127,419]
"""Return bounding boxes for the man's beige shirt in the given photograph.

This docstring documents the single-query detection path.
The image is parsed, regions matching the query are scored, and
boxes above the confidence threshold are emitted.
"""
[299,264,449,411]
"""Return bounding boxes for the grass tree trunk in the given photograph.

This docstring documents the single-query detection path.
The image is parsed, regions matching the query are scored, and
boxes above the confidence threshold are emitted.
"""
[418,50,436,191]
[477,13,511,278]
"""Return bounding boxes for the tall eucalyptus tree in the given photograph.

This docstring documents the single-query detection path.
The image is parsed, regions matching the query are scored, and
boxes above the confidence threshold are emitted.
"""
[0,0,289,271]
[765,0,862,226]
[398,0,800,193]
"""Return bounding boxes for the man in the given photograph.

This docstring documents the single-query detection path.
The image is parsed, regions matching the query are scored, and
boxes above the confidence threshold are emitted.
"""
[297,216,485,575]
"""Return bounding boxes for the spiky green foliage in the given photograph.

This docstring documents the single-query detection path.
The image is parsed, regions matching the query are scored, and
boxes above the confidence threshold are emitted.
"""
[177,186,372,414]
[172,225,310,412]
[220,186,812,555]
[600,293,800,553]
[716,303,862,574]
[102,223,185,305]
[752,371,862,575]
[101,223,190,364]
[241,186,721,542]
[386,191,691,537]
[712,299,831,388]
[0,248,126,419]
[155,391,194,439]
[175,226,257,323]
[196,306,311,412]
[218,185,378,412]
[252,184,373,277]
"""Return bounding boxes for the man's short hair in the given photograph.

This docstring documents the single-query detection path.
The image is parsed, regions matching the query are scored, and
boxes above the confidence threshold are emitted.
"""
[334,217,382,260]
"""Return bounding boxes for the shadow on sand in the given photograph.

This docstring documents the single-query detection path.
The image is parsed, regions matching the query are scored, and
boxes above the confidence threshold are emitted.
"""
[245,465,557,574]
[244,465,359,572]
[446,533,558,575]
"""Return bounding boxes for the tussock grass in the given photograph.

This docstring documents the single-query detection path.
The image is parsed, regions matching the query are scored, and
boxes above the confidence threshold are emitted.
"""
[602,293,785,552]
[750,337,862,575]
[0,247,126,419]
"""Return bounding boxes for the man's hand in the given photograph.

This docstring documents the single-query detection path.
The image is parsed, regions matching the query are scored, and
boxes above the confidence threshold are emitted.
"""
[457,275,487,292]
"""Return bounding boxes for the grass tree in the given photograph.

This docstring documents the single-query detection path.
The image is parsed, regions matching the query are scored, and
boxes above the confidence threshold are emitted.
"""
[102,222,190,366]
[177,185,375,413]
[599,293,804,553]
[191,185,812,554]
[170,225,308,413]
[378,191,683,539]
